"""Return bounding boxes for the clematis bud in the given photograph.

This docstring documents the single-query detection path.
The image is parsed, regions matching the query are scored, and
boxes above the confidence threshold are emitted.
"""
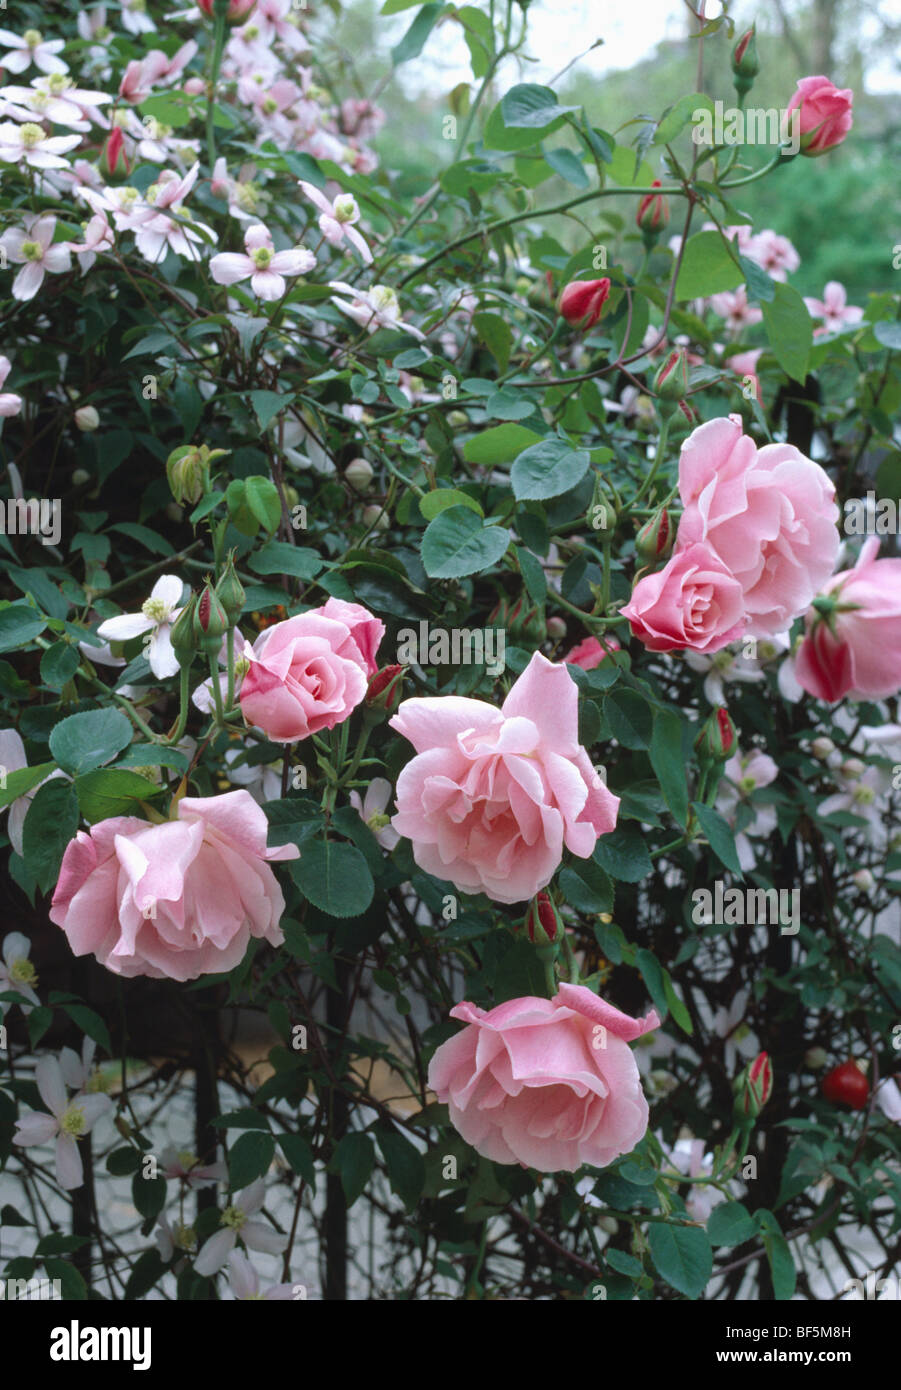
[345,458,374,492]
[695,707,737,763]
[852,867,874,892]
[810,736,835,760]
[558,278,611,331]
[169,594,198,668]
[193,583,229,657]
[546,616,567,639]
[734,1051,773,1120]
[522,891,563,953]
[635,507,673,561]
[166,444,227,506]
[805,1046,828,1069]
[731,25,760,97]
[214,551,245,625]
[75,406,100,432]
[636,180,669,242]
[365,663,404,715]
[361,504,390,532]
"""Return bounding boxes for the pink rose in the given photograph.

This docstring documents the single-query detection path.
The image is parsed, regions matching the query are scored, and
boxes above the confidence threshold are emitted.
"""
[389,651,619,904]
[786,75,853,156]
[239,597,384,743]
[676,415,839,637]
[564,635,620,670]
[49,791,299,982]
[620,542,746,654]
[794,538,901,701]
[428,984,659,1172]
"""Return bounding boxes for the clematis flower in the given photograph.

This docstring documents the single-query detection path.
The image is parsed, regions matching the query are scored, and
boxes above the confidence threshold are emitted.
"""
[0,356,22,417]
[709,284,762,334]
[328,282,426,339]
[66,208,114,273]
[0,74,111,126]
[745,229,799,281]
[349,777,400,850]
[0,215,72,301]
[715,747,779,871]
[210,223,315,301]
[803,281,863,334]
[13,1055,111,1191]
[119,0,157,36]
[0,119,80,168]
[228,1250,296,1301]
[0,931,40,1016]
[160,1145,228,1187]
[0,28,68,76]
[194,1178,288,1277]
[96,574,185,679]
[59,1036,103,1093]
[192,634,255,714]
[298,181,372,263]
[0,729,66,853]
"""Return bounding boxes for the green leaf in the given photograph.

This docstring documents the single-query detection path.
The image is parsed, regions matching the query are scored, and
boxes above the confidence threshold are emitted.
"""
[558,857,613,913]
[762,1228,797,1299]
[692,801,742,874]
[739,254,776,305]
[124,1249,167,1298]
[0,604,46,653]
[648,1223,712,1299]
[249,389,290,432]
[106,1146,143,1177]
[545,147,589,187]
[518,547,547,604]
[649,710,689,826]
[49,708,133,776]
[663,973,693,1034]
[44,1257,87,1301]
[139,92,194,128]
[593,824,652,883]
[244,475,282,534]
[501,83,575,130]
[61,1003,112,1054]
[0,762,56,812]
[473,311,513,372]
[278,1133,316,1187]
[419,489,484,521]
[874,320,901,350]
[132,1171,167,1223]
[228,1131,276,1190]
[675,230,743,300]
[421,506,510,579]
[22,780,79,894]
[248,542,323,582]
[511,439,591,500]
[654,92,714,145]
[391,3,443,64]
[635,947,668,1019]
[707,1201,756,1247]
[39,642,79,691]
[376,1127,425,1209]
[761,282,813,385]
[291,839,374,917]
[334,1132,375,1206]
[604,689,653,750]
[463,424,541,465]
[74,768,162,823]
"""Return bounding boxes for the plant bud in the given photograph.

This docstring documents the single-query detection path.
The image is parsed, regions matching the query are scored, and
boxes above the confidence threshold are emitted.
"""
[546,616,567,639]
[804,1046,828,1069]
[810,736,835,760]
[852,867,874,892]
[695,706,737,763]
[99,127,129,182]
[731,25,760,96]
[167,447,206,506]
[345,457,374,491]
[365,663,404,715]
[214,551,245,625]
[72,468,91,486]
[635,507,673,561]
[169,593,198,668]
[361,504,390,532]
[841,757,864,779]
[75,405,100,432]
[558,278,611,331]
[193,583,229,657]
[636,180,669,241]
[197,0,257,21]
[733,1050,772,1121]
[522,891,563,953]
[654,347,690,404]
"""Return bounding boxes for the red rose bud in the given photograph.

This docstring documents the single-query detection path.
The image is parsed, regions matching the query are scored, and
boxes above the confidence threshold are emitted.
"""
[822,1059,869,1110]
[734,1051,773,1120]
[636,180,669,239]
[193,582,228,656]
[198,0,257,20]
[731,25,760,95]
[635,507,673,561]
[654,348,690,403]
[558,278,611,331]
[366,663,404,714]
[523,891,563,952]
[695,706,737,762]
[99,127,129,182]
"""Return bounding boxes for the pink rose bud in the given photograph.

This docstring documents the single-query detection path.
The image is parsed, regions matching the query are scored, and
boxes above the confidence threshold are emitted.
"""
[635,507,673,561]
[197,0,257,21]
[99,127,129,182]
[636,180,669,238]
[365,663,404,715]
[654,348,690,404]
[193,583,229,656]
[731,25,760,93]
[558,278,611,331]
[694,706,737,762]
[522,890,563,953]
[734,1051,773,1120]
[785,75,853,156]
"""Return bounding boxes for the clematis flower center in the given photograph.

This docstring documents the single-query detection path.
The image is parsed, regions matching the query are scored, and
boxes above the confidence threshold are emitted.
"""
[20,241,43,262]
[370,286,398,314]
[333,195,357,224]
[236,183,259,211]
[142,597,168,622]
[367,812,390,832]
[173,1221,196,1251]
[177,1149,199,1171]
[738,776,757,795]
[60,1104,87,1138]
[9,957,37,986]
[853,785,875,805]
[20,124,45,150]
[24,30,42,48]
[221,1204,246,1231]
[251,246,273,269]
[47,73,69,94]
[262,97,278,114]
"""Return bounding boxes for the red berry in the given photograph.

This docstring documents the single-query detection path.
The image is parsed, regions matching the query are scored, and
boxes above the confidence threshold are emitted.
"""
[822,1060,869,1110]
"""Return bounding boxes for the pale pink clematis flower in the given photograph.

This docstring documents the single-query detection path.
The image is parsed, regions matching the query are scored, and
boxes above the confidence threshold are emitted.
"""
[13,1056,111,1190]
[125,164,214,263]
[329,282,425,338]
[210,223,315,301]
[160,1145,228,1187]
[0,120,80,169]
[96,574,184,679]
[716,747,779,871]
[252,0,310,52]
[803,281,863,334]
[119,0,157,36]
[709,284,763,334]
[228,1250,296,1301]
[194,1178,288,1277]
[876,1077,901,1124]
[59,1037,102,1093]
[0,28,68,76]
[66,208,114,273]
[745,229,800,281]
[350,777,400,850]
[0,356,22,417]
[0,74,111,127]
[0,729,67,855]
[0,215,72,300]
[298,181,372,263]
[0,931,40,1016]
